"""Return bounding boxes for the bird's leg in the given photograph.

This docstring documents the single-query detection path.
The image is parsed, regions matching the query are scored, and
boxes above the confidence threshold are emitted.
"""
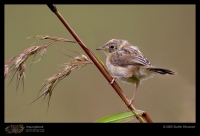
[129,81,140,105]
[109,75,123,84]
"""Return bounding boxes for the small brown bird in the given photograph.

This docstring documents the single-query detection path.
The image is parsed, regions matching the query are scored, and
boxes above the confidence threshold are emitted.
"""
[96,39,176,105]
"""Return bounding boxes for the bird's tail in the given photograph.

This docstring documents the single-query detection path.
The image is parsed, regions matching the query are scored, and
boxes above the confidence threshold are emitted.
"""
[148,67,176,75]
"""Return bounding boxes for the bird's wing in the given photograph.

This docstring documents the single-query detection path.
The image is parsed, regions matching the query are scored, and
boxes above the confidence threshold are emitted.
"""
[110,46,152,66]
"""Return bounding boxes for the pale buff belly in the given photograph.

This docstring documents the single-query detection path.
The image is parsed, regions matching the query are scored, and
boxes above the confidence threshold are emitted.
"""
[106,59,155,84]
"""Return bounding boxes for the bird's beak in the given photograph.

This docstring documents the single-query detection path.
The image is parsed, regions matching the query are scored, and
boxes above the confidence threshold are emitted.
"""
[96,46,105,50]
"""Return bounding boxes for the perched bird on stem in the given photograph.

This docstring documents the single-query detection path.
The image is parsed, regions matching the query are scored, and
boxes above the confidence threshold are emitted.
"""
[96,39,176,105]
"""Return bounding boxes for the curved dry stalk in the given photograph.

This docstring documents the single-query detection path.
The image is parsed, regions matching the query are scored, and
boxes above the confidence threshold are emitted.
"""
[5,39,75,94]
[27,35,77,43]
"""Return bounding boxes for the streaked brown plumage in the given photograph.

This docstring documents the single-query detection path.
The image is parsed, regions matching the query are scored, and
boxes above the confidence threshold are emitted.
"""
[96,39,176,105]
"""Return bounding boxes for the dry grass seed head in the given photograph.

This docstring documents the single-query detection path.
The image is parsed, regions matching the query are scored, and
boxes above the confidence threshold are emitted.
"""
[27,35,76,43]
[26,52,92,113]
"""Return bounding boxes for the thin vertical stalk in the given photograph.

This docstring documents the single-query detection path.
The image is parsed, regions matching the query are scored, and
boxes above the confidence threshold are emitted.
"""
[47,4,153,123]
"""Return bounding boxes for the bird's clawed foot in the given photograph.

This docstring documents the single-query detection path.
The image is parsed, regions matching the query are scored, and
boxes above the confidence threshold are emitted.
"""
[110,77,116,84]
[109,75,123,84]
[128,97,135,106]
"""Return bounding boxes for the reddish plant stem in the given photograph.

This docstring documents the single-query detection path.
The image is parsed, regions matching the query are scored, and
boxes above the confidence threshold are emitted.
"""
[142,112,153,123]
[47,4,153,123]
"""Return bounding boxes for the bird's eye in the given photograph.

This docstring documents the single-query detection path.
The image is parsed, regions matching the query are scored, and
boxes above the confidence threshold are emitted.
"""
[110,44,115,49]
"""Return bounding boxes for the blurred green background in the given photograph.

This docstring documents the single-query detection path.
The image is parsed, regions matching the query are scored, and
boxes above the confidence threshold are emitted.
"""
[5,5,195,122]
